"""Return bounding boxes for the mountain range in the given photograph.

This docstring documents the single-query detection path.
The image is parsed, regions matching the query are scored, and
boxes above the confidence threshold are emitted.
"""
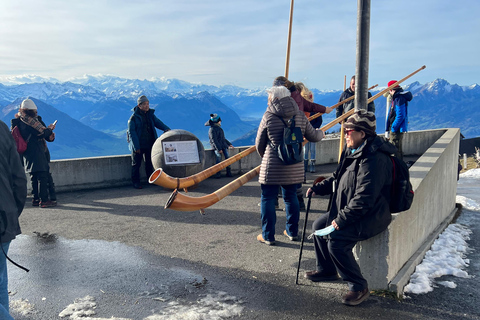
[1,75,478,160]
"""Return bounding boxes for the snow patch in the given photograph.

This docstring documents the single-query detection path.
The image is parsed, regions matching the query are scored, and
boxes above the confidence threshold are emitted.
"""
[10,298,36,316]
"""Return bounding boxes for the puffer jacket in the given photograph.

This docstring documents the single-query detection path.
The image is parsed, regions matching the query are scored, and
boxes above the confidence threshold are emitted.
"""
[0,120,27,243]
[205,121,231,151]
[256,96,324,185]
[11,116,53,174]
[311,135,396,241]
[386,88,412,133]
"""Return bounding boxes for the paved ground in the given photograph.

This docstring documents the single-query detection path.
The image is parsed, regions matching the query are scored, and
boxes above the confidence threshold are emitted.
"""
[8,162,480,320]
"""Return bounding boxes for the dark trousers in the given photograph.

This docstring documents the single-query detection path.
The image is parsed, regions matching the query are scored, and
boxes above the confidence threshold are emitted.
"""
[131,148,154,184]
[390,132,404,160]
[312,214,368,291]
[31,171,49,202]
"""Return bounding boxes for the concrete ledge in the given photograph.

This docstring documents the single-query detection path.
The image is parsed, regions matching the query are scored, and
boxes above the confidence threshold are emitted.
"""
[389,205,460,294]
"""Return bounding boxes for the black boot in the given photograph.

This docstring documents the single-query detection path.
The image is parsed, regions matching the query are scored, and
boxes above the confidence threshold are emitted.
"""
[310,160,316,173]
[226,167,233,177]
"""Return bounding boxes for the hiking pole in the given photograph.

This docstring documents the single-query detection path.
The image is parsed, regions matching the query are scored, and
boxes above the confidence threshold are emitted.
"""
[295,192,312,285]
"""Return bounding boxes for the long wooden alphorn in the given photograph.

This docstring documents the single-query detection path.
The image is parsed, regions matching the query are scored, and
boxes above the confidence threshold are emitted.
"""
[149,85,376,190]
[165,65,426,212]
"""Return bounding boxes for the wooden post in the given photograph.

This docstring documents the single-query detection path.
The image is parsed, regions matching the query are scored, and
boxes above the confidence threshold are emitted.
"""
[284,0,294,78]
[338,75,347,163]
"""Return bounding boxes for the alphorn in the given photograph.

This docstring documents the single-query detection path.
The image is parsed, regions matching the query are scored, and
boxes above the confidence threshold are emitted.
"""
[165,65,427,212]
[150,83,378,190]
[165,109,355,212]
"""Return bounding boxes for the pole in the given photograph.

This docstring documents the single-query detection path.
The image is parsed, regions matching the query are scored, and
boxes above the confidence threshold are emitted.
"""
[285,0,294,78]
[296,193,313,285]
[338,75,347,163]
[354,0,371,111]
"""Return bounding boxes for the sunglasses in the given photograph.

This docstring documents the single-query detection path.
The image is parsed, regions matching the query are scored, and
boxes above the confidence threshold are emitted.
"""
[345,129,357,136]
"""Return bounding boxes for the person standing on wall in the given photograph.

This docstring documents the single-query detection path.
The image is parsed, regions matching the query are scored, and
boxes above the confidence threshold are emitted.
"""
[11,99,57,208]
[0,120,27,320]
[127,95,170,189]
[305,110,395,306]
[205,113,234,178]
[385,80,413,160]
[256,85,324,245]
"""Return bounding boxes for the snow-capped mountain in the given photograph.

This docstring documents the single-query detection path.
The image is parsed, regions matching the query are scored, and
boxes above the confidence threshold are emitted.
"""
[1,75,479,159]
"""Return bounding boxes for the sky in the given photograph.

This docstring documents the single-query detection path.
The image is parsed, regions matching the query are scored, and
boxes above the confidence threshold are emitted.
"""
[404,168,480,295]
[0,1,479,90]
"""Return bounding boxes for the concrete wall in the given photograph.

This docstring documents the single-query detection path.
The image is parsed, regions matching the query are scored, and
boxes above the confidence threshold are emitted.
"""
[44,128,460,296]
[353,128,460,294]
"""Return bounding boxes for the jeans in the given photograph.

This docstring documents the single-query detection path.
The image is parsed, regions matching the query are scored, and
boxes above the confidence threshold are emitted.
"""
[312,215,367,291]
[131,148,154,184]
[304,142,316,160]
[0,242,13,320]
[260,184,300,241]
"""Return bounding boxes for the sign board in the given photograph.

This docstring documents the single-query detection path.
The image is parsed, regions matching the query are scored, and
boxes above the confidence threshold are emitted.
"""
[163,140,200,165]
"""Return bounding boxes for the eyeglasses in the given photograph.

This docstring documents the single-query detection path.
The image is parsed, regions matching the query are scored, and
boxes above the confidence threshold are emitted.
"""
[345,129,357,136]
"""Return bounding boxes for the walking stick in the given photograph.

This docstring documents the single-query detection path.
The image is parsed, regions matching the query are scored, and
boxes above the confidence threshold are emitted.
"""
[296,192,312,285]
[284,0,294,79]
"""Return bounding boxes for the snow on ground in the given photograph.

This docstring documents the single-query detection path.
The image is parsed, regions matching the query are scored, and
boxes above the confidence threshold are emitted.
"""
[404,168,480,295]
[15,291,244,320]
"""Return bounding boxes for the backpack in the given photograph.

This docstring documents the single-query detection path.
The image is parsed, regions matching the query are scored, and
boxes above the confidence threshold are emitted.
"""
[389,155,414,213]
[269,115,304,165]
[11,126,30,154]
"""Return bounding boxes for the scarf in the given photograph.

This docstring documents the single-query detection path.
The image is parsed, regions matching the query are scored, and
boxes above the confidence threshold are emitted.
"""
[20,115,46,134]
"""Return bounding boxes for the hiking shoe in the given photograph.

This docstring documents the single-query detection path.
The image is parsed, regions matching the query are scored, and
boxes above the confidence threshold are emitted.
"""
[39,201,55,208]
[257,234,275,246]
[283,230,299,241]
[32,199,40,207]
[342,288,370,306]
[50,200,57,207]
[304,270,340,282]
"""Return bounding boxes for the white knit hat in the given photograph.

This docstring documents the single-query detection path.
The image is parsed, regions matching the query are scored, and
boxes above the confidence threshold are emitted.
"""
[21,98,37,110]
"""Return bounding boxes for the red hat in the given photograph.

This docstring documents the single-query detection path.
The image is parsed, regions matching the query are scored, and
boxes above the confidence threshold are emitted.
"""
[388,80,399,88]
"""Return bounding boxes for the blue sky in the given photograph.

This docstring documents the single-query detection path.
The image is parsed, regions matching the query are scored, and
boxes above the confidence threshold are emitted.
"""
[0,0,478,90]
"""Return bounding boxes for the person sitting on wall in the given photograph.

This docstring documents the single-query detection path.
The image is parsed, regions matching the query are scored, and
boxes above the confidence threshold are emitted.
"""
[127,95,170,189]
[305,110,395,306]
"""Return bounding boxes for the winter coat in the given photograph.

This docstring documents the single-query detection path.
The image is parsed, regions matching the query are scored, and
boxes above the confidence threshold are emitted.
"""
[256,95,324,185]
[0,120,27,243]
[311,135,395,241]
[205,121,231,151]
[11,116,53,174]
[290,88,327,114]
[127,106,170,152]
[386,89,412,133]
[336,88,375,118]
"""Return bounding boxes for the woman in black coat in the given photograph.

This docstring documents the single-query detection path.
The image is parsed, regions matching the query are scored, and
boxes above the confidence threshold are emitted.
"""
[11,99,57,208]
[305,110,395,306]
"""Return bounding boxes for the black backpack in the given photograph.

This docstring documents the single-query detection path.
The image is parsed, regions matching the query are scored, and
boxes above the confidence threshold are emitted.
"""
[269,115,304,165]
[389,155,414,213]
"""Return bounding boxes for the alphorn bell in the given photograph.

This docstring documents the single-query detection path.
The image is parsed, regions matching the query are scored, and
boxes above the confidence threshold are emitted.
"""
[165,65,427,212]
[150,84,377,190]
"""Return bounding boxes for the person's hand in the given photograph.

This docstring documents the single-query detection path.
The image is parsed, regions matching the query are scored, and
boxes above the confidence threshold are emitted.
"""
[135,150,141,154]
[229,145,234,149]
[332,220,339,230]
[48,124,55,130]
[316,129,325,138]
[306,188,316,198]
[49,133,55,141]
[219,150,223,154]
[325,106,334,114]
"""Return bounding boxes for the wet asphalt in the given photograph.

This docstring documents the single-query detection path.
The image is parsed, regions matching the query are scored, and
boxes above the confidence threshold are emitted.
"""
[8,162,480,320]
